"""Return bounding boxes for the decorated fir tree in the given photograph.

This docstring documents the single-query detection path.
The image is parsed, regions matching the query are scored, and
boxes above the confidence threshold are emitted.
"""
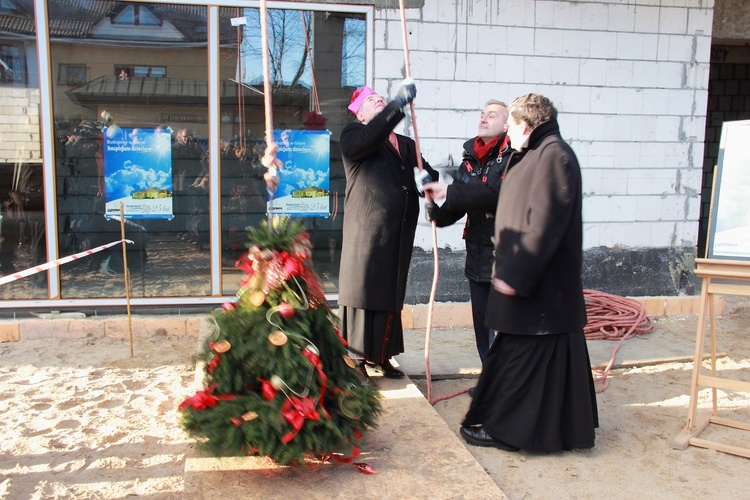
[180,216,381,465]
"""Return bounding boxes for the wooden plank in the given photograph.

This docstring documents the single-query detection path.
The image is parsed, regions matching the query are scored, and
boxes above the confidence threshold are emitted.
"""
[686,286,710,429]
[672,410,711,450]
[696,258,750,273]
[689,437,750,459]
[706,282,750,296]
[711,416,750,432]
[698,374,750,393]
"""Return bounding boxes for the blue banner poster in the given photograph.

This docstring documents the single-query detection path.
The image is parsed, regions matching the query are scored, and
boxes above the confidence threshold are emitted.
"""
[102,127,173,220]
[267,129,330,217]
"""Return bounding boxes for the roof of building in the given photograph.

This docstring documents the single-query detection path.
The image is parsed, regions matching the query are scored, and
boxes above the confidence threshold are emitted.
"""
[66,75,310,108]
[0,0,234,43]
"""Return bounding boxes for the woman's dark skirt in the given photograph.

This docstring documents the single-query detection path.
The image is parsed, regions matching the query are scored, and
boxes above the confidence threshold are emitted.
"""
[341,306,404,364]
[463,330,599,452]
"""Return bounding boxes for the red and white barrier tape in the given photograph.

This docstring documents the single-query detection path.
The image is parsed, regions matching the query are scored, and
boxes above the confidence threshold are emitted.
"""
[0,239,133,286]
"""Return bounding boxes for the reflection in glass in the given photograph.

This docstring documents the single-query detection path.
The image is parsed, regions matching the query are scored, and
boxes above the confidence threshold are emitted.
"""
[0,8,46,299]
[219,7,366,295]
[50,1,210,298]
[0,163,46,299]
[1,1,368,302]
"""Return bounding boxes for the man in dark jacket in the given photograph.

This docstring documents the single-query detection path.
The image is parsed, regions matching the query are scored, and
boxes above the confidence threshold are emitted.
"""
[339,81,438,379]
[423,100,511,363]
[460,93,598,452]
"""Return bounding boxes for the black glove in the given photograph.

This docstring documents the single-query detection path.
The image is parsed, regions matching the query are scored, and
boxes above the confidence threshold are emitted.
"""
[425,202,440,222]
[394,78,417,108]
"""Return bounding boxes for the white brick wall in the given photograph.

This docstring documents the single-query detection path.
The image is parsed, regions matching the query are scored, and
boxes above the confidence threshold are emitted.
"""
[0,88,42,164]
[375,1,712,252]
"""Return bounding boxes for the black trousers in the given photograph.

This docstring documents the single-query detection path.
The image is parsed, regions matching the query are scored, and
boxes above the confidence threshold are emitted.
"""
[341,306,404,364]
[469,279,495,363]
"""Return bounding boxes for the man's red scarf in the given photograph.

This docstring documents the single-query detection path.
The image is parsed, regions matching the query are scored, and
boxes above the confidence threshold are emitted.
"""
[473,136,500,165]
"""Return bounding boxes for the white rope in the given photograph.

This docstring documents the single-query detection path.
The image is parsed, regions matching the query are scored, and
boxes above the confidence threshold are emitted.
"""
[0,239,133,286]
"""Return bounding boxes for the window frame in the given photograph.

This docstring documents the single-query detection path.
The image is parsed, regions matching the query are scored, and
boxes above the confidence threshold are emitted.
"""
[0,41,28,85]
[57,63,87,86]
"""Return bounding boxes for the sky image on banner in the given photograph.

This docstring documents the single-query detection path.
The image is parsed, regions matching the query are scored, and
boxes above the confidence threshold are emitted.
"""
[267,129,330,218]
[103,127,174,220]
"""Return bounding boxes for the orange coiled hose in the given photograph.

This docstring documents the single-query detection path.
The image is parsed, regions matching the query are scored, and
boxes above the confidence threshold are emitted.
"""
[584,289,654,340]
[584,289,654,392]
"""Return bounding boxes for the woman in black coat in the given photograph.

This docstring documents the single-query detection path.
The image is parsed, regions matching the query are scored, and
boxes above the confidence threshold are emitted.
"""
[338,83,437,379]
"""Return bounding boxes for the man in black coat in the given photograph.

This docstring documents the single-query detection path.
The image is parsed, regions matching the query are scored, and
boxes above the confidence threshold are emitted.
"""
[460,93,598,452]
[423,100,512,364]
[338,81,438,379]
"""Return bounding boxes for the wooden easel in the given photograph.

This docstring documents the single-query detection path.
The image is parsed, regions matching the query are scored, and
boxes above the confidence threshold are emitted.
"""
[671,258,750,458]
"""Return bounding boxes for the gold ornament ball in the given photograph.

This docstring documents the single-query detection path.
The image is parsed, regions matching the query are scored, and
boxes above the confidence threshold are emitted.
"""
[270,375,284,390]
[249,273,264,289]
[268,330,288,346]
[249,291,266,307]
[213,340,231,353]
[241,411,258,422]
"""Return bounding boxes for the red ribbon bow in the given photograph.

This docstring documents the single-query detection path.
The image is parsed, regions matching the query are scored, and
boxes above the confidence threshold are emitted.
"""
[281,396,321,444]
[207,354,221,374]
[303,349,331,419]
[280,250,304,280]
[333,326,348,346]
[178,389,235,412]
[259,378,277,401]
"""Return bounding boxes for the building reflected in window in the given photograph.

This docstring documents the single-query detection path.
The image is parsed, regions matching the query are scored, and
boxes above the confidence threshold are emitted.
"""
[0,1,369,304]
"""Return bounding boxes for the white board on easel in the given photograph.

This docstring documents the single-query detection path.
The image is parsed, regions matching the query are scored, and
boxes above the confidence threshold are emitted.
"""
[707,119,750,259]
[670,119,750,459]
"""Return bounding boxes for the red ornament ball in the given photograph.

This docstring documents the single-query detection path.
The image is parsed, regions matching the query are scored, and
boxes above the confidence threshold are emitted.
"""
[278,302,295,318]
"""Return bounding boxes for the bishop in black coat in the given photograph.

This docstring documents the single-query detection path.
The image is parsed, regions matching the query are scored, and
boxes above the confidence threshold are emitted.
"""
[338,86,437,374]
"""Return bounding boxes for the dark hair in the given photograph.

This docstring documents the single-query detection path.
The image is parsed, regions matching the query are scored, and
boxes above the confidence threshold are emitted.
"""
[508,94,557,130]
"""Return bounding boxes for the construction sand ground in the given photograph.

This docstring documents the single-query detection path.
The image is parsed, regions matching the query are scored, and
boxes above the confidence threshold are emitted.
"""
[1,311,749,498]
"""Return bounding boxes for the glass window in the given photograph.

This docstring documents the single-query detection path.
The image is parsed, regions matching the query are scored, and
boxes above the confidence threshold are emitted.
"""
[0,42,27,84]
[59,64,87,86]
[1,1,369,304]
[342,17,366,88]
[219,7,366,295]
[0,13,46,299]
[0,163,46,299]
[50,1,209,299]
[0,0,19,14]
[114,65,166,79]
[112,5,162,26]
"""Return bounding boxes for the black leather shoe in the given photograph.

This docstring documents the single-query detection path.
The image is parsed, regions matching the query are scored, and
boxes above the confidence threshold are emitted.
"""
[468,386,477,398]
[378,359,404,379]
[459,426,519,451]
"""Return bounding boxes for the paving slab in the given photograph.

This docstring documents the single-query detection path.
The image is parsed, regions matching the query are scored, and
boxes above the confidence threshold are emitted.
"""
[395,315,705,380]
[184,373,506,499]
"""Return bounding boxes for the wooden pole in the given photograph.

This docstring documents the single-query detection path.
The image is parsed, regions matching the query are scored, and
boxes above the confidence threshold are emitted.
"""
[398,0,440,404]
[120,204,134,358]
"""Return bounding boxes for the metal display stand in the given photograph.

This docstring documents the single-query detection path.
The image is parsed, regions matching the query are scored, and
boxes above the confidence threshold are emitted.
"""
[671,258,750,458]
